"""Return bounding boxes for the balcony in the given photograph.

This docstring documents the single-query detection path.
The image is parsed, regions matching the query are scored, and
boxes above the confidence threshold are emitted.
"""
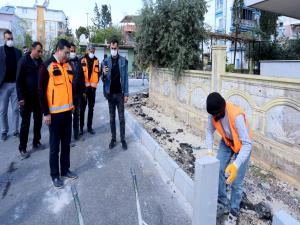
[122,24,136,33]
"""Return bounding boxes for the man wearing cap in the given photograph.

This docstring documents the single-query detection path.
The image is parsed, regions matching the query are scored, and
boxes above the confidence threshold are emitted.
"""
[80,45,100,135]
[206,92,253,225]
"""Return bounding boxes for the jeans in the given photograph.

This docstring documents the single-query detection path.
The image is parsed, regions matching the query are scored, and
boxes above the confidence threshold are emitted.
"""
[80,87,96,130]
[217,140,250,216]
[49,111,72,178]
[108,93,125,141]
[0,83,19,134]
[19,96,42,151]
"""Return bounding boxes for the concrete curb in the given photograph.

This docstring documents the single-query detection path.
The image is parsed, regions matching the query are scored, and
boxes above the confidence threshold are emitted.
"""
[125,110,194,206]
[272,210,300,225]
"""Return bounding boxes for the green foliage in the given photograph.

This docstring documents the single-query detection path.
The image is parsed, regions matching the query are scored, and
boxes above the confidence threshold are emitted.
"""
[44,35,76,60]
[90,26,123,44]
[92,3,102,29]
[24,33,33,48]
[232,0,244,30]
[92,3,112,29]
[101,5,112,28]
[259,10,278,41]
[226,64,235,72]
[246,38,300,62]
[75,26,90,39]
[282,39,300,60]
[135,0,207,77]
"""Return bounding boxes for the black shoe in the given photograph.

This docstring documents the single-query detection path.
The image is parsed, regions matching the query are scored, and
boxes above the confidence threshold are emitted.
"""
[62,171,78,180]
[88,128,95,135]
[33,141,45,150]
[1,133,7,141]
[109,139,116,149]
[52,177,64,189]
[13,131,19,137]
[121,140,128,150]
[20,150,30,159]
[79,130,83,135]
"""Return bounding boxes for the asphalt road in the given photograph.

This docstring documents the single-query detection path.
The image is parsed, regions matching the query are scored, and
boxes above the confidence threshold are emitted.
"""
[0,80,192,225]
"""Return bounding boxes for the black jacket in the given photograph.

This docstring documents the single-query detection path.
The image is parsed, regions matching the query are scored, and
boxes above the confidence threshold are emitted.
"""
[69,56,85,97]
[16,52,43,101]
[0,45,22,87]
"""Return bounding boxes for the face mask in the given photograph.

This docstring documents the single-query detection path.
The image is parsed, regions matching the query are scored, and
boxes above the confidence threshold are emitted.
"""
[89,53,95,59]
[70,52,76,59]
[111,50,118,57]
[6,40,14,47]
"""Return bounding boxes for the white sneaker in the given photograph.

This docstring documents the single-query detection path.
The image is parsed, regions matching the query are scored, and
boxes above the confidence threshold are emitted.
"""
[224,213,238,225]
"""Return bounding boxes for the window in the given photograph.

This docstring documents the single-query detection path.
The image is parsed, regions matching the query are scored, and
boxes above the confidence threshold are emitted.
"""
[242,9,253,21]
[216,0,223,10]
[217,17,223,30]
[22,8,27,14]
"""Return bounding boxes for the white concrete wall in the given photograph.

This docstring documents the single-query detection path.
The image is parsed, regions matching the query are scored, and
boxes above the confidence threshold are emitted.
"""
[149,46,300,186]
[260,61,300,78]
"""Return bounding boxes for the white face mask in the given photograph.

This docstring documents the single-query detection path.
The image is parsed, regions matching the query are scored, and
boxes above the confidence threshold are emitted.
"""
[111,49,118,57]
[70,52,76,59]
[6,40,14,47]
[89,53,95,59]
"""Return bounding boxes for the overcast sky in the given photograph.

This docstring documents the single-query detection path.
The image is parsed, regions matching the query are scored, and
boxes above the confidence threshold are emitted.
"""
[0,0,143,30]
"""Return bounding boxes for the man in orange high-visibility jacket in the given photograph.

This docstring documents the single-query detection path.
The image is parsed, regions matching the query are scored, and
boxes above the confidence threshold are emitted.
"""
[206,92,253,225]
[39,39,78,189]
[80,45,100,135]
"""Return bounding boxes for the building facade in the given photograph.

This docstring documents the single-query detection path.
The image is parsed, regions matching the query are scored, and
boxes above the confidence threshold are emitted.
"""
[120,15,137,45]
[0,6,25,46]
[0,1,67,50]
[204,0,260,69]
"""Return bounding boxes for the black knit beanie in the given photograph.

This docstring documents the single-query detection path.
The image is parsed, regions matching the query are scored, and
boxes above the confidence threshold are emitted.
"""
[206,92,226,115]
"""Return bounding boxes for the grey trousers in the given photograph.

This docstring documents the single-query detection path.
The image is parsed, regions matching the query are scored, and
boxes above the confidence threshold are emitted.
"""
[0,83,19,134]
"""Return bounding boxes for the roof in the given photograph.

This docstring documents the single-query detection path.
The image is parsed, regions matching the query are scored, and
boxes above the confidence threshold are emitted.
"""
[245,0,300,20]
[120,15,138,23]
[0,6,15,14]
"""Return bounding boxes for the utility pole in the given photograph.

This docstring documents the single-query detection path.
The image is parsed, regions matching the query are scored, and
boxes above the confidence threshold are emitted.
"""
[86,12,89,28]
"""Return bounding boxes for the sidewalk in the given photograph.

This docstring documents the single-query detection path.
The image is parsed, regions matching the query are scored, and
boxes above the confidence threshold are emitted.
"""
[0,79,191,225]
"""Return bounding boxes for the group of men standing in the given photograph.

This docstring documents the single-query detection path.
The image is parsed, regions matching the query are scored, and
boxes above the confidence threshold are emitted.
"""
[1,29,252,225]
[0,30,129,188]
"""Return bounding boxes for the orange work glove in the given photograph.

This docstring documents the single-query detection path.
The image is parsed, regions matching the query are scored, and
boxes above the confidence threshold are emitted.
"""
[225,163,238,185]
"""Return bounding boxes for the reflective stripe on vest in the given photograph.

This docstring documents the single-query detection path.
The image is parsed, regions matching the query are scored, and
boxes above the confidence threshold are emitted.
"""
[81,57,99,88]
[46,62,74,114]
[212,102,253,153]
[49,103,74,112]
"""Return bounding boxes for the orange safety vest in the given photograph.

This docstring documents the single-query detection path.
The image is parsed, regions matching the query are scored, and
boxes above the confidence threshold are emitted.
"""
[81,57,100,88]
[47,62,74,114]
[212,102,253,153]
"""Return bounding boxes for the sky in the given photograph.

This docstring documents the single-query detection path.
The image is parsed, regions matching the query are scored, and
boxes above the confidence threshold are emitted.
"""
[0,0,143,30]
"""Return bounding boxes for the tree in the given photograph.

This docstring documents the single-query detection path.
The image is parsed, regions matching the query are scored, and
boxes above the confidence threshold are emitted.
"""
[232,0,244,67]
[135,0,207,77]
[259,10,278,41]
[101,4,112,28]
[24,33,33,48]
[92,3,102,29]
[90,26,123,44]
[65,17,73,38]
[45,35,76,59]
[75,26,90,39]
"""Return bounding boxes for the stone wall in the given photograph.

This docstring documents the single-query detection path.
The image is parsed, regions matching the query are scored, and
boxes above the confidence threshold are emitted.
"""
[149,46,300,187]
